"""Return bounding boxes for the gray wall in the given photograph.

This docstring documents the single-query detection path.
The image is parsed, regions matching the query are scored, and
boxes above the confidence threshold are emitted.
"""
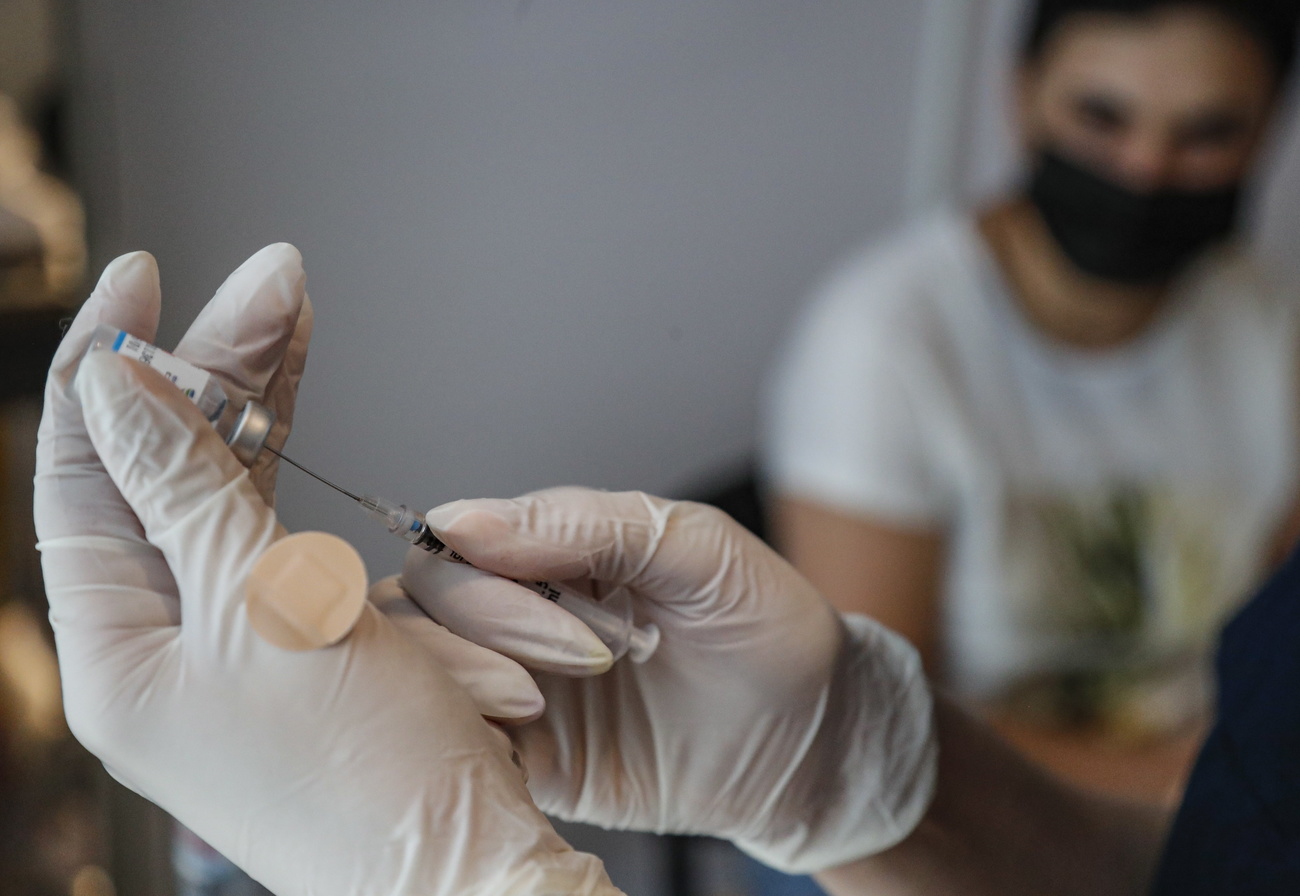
[69,1,926,570]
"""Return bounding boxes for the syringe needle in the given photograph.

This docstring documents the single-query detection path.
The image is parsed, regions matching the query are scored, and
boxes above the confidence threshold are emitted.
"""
[267,446,660,662]
[266,446,363,503]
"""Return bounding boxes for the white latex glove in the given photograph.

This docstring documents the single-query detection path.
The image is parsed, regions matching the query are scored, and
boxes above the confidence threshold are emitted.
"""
[35,250,620,896]
[37,244,546,723]
[401,488,938,874]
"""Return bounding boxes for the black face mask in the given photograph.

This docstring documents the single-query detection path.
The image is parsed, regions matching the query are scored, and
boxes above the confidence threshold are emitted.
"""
[1026,150,1242,285]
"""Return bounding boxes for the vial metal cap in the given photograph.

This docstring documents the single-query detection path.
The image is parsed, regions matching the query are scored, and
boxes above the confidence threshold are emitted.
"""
[227,401,276,465]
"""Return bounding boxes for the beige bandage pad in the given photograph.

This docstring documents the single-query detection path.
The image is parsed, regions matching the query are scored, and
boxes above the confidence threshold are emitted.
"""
[245,532,368,651]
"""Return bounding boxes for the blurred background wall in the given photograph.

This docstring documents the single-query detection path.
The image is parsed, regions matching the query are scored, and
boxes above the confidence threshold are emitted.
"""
[68,1,928,564]
[66,0,1300,566]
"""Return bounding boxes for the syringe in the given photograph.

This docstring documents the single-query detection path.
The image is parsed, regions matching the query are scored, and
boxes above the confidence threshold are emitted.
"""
[80,325,659,664]
[268,450,659,664]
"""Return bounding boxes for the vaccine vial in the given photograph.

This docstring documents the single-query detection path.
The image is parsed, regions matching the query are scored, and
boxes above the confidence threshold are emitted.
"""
[84,323,276,466]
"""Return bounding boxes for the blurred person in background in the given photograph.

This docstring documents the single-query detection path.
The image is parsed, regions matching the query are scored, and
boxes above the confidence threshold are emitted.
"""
[764,0,1300,834]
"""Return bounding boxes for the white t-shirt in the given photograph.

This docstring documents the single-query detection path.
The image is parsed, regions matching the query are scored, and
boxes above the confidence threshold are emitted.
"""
[763,210,1300,729]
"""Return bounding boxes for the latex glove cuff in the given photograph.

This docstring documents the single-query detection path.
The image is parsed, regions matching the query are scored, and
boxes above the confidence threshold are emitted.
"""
[474,851,622,896]
[733,613,938,874]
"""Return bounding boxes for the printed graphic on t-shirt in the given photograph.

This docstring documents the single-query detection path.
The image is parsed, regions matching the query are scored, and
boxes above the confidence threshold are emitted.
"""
[997,485,1260,739]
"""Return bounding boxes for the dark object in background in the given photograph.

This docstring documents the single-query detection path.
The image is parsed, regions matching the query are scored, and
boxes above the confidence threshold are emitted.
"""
[1023,0,1300,82]
[1150,538,1300,892]
[691,463,770,545]
[0,307,65,404]
[0,306,112,893]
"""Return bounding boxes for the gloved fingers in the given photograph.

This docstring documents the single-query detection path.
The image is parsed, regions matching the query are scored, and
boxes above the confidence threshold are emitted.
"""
[40,537,181,634]
[39,538,183,748]
[35,253,182,687]
[423,487,842,673]
[34,252,162,543]
[422,488,740,604]
[368,576,547,723]
[256,294,313,425]
[77,351,282,633]
[504,678,635,827]
[173,243,306,408]
[247,297,313,502]
[172,244,309,503]
[401,549,613,676]
[48,251,162,391]
[419,489,632,582]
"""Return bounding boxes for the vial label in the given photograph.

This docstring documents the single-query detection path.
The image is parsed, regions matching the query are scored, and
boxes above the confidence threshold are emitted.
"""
[109,332,227,422]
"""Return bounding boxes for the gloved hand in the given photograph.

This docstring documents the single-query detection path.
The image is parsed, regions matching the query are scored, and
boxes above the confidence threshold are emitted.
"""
[401,487,939,874]
[35,249,621,896]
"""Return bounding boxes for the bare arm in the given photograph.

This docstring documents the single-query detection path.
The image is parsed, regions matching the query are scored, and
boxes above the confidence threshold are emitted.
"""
[773,495,946,673]
[816,697,1171,896]
[1267,491,1300,568]
[989,714,1200,807]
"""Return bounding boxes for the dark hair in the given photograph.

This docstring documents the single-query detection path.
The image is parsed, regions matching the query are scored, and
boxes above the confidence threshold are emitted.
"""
[1023,0,1300,83]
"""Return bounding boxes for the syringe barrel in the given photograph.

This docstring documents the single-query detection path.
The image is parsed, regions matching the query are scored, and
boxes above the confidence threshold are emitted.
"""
[547,584,659,663]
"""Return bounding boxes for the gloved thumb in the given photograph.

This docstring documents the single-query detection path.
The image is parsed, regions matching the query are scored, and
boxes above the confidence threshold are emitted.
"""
[77,350,282,632]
